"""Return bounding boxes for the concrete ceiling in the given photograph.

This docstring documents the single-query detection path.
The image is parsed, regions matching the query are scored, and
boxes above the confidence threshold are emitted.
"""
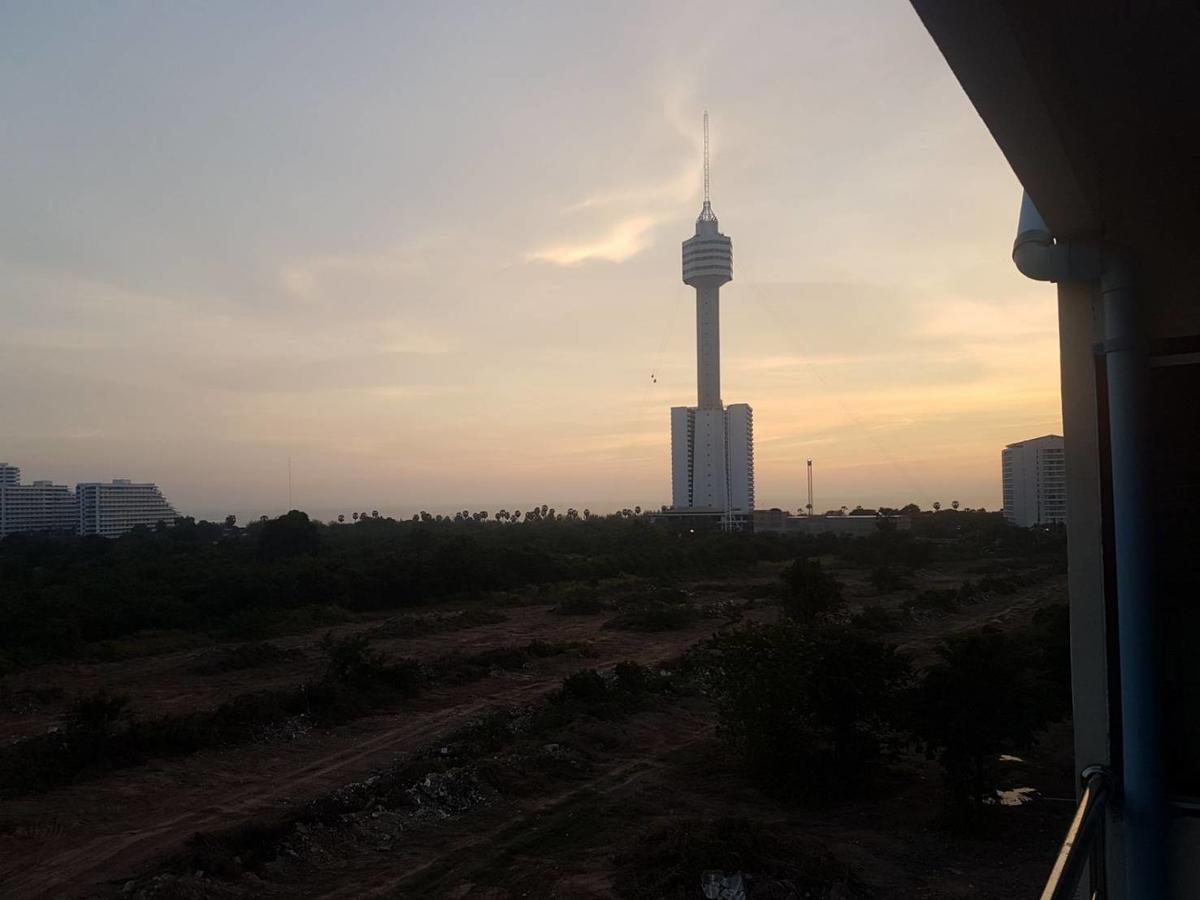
[911,0,1200,317]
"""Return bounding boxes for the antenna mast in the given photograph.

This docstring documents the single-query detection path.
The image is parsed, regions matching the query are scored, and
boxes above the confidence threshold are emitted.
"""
[699,111,716,222]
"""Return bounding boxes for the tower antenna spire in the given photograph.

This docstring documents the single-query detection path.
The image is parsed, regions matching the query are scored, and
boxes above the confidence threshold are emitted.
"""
[699,111,716,222]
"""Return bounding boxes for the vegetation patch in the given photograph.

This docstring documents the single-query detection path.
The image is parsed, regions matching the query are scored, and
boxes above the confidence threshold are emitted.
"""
[368,607,508,639]
[430,640,590,684]
[696,621,912,798]
[137,662,680,892]
[604,600,700,632]
[612,817,869,900]
[190,641,303,675]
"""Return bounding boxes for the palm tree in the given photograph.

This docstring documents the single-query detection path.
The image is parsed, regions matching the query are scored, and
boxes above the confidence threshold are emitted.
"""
[952,500,960,511]
[933,501,942,512]
[372,510,380,519]
[337,514,345,523]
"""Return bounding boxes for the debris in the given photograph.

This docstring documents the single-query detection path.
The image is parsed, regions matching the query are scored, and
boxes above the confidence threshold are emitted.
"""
[701,870,747,900]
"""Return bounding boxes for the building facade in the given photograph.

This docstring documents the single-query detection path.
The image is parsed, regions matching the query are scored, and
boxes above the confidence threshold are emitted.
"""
[1,464,179,539]
[1001,434,1066,527]
[77,480,178,538]
[0,478,79,537]
[669,115,755,527]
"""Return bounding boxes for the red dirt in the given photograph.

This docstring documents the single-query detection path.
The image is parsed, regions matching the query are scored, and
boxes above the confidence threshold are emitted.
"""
[0,599,756,900]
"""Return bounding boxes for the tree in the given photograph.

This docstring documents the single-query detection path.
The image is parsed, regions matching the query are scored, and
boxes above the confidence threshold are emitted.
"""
[951,500,960,511]
[912,628,1048,804]
[701,621,911,796]
[352,512,360,521]
[779,558,845,624]
[224,514,237,529]
[257,510,322,560]
[932,501,942,512]
[337,514,345,523]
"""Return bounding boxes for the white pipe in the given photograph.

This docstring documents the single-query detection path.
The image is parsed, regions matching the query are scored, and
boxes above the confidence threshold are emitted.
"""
[1012,193,1103,282]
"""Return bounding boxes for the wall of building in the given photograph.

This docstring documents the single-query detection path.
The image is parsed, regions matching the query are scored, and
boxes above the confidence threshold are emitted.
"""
[1002,435,1066,527]
[77,481,177,538]
[0,482,79,537]
[725,404,754,514]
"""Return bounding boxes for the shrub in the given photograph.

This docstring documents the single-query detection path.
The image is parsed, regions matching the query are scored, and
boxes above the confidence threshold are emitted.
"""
[604,600,699,632]
[906,588,959,615]
[700,621,910,796]
[553,585,606,615]
[779,559,844,624]
[559,669,609,703]
[869,565,910,593]
[190,641,297,675]
[911,627,1049,804]
[850,604,905,633]
[613,817,867,900]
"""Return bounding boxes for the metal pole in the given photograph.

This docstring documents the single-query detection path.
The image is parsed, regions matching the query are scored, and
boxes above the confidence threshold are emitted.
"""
[1103,259,1166,899]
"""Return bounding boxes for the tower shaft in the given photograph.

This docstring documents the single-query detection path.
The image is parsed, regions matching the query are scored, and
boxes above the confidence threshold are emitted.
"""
[696,284,722,409]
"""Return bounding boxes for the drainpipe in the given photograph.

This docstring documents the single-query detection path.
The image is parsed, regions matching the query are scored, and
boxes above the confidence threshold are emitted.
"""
[1012,191,1165,900]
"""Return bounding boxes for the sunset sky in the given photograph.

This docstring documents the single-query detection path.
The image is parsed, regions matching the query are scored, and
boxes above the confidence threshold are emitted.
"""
[0,1,1063,521]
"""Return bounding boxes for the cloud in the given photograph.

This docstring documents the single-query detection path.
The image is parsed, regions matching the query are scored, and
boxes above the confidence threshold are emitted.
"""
[525,215,658,266]
[567,164,698,212]
[279,250,427,300]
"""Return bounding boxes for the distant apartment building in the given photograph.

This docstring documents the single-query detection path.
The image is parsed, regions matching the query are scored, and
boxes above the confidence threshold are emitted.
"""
[1001,435,1066,527]
[0,463,179,539]
[0,466,79,537]
[77,480,178,538]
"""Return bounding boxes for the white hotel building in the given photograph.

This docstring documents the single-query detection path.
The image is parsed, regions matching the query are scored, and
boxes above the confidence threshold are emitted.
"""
[1001,434,1067,527]
[0,463,178,539]
[77,480,177,538]
[0,465,79,538]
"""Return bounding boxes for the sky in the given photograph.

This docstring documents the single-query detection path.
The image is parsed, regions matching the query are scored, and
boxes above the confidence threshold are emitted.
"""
[0,1,1063,521]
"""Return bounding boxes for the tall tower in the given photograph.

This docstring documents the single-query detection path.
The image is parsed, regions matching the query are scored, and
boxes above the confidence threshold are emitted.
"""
[670,113,754,525]
[682,111,733,410]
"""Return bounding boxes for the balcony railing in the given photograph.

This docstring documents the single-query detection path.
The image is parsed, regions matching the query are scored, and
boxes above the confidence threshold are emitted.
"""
[1040,766,1111,900]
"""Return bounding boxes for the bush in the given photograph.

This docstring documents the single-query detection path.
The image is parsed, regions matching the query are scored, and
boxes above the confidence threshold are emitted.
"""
[604,600,699,632]
[700,621,910,796]
[911,627,1049,804]
[560,669,608,703]
[850,604,905,633]
[191,641,298,675]
[552,584,607,615]
[779,559,844,624]
[869,565,910,593]
[613,817,867,900]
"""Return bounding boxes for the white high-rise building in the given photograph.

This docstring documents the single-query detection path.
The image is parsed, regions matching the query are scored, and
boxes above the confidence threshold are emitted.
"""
[77,479,178,538]
[1001,434,1067,527]
[669,114,755,526]
[0,467,79,537]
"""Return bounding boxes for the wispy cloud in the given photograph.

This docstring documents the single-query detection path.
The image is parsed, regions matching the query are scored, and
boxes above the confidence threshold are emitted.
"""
[525,215,658,266]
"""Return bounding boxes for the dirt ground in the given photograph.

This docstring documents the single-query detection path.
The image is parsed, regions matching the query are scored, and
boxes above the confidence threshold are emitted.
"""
[0,563,1072,899]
